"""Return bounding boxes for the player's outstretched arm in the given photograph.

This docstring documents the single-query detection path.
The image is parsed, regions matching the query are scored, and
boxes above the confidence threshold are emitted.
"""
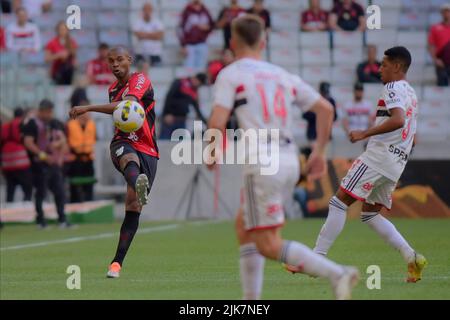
[349,107,405,143]
[69,97,137,119]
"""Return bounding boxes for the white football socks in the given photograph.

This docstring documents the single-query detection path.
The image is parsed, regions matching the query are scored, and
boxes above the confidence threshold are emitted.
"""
[361,212,415,262]
[314,196,348,255]
[279,240,344,280]
[239,243,265,300]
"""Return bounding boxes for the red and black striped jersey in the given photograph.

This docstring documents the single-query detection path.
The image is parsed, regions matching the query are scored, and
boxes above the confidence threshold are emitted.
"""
[108,72,159,158]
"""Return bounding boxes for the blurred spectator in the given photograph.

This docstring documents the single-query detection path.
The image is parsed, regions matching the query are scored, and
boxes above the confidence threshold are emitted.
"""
[428,3,450,86]
[159,73,208,139]
[1,107,32,202]
[303,82,337,144]
[246,0,271,32]
[179,0,214,69]
[341,82,374,138]
[217,0,246,49]
[207,48,234,84]
[132,2,164,67]
[357,44,382,83]
[5,6,41,52]
[86,43,114,85]
[45,21,77,85]
[1,0,12,13]
[0,26,5,51]
[329,0,365,32]
[22,99,71,229]
[66,102,96,203]
[301,0,329,32]
[13,0,52,19]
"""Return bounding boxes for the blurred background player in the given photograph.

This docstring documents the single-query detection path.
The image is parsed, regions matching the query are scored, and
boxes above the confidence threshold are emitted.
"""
[357,44,382,83]
[428,3,450,86]
[22,99,70,229]
[86,43,115,85]
[208,14,359,300]
[301,0,329,32]
[290,47,427,283]
[69,46,158,278]
[5,6,40,53]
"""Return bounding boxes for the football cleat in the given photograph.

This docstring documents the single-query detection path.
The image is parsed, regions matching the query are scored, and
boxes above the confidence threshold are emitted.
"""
[135,174,149,206]
[406,252,427,283]
[106,262,121,278]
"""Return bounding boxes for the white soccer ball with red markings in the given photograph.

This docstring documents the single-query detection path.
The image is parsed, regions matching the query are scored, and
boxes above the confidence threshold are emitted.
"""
[113,100,145,133]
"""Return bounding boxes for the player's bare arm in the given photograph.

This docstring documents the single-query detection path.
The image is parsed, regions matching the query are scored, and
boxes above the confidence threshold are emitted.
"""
[307,97,334,180]
[206,105,231,170]
[349,107,405,143]
[69,96,138,119]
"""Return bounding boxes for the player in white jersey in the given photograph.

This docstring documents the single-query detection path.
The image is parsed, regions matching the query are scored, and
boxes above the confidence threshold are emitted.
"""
[207,14,359,300]
[287,46,427,283]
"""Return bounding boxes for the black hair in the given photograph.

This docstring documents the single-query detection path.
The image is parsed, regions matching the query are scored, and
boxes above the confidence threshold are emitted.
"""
[39,99,54,111]
[384,46,412,73]
[354,82,364,91]
[14,107,24,118]
[99,43,109,50]
[195,73,208,85]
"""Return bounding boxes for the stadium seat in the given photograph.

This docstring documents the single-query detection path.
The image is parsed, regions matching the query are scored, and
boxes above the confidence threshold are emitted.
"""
[99,30,130,47]
[366,29,398,50]
[70,0,100,10]
[397,31,427,48]
[98,11,129,29]
[131,0,157,10]
[0,52,18,67]
[86,85,110,104]
[174,66,199,78]
[401,0,431,10]
[100,0,129,10]
[408,48,427,65]
[300,47,331,66]
[148,67,174,84]
[162,28,180,47]
[152,84,169,114]
[19,51,45,66]
[331,85,353,105]
[331,66,356,85]
[399,10,427,30]
[406,65,425,85]
[40,28,55,46]
[417,117,449,142]
[332,47,363,66]
[431,0,449,9]
[298,32,330,48]
[71,29,98,48]
[267,0,303,10]
[77,48,98,67]
[423,66,437,85]
[161,47,182,66]
[0,13,14,27]
[379,10,401,29]
[54,85,75,109]
[270,31,299,48]
[332,31,364,48]
[428,12,442,26]
[423,86,450,102]
[160,0,188,10]
[35,13,61,29]
[420,100,450,117]
[79,12,98,29]
[363,83,382,101]
[15,84,45,105]
[162,10,182,28]
[271,11,299,31]
[301,66,332,86]
[206,30,224,48]
[270,47,301,67]
[371,0,402,9]
[16,66,46,85]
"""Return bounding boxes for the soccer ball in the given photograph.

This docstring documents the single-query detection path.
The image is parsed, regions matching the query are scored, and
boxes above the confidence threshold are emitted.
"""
[113,100,145,133]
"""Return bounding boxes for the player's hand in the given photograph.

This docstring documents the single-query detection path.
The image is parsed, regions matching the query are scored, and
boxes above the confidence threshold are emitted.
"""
[349,130,367,143]
[435,59,445,68]
[306,150,327,181]
[69,106,88,119]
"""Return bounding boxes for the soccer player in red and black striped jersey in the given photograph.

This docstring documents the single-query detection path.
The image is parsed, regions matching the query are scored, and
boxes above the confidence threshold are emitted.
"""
[69,46,158,278]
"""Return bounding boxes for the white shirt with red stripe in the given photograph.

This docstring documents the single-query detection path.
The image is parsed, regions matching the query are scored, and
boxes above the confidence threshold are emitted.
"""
[5,22,41,52]
[361,80,419,182]
[213,58,320,152]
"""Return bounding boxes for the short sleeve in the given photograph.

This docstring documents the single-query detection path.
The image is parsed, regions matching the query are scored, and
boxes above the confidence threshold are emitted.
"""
[127,73,152,101]
[382,83,406,111]
[291,75,321,112]
[212,68,235,110]
[21,119,38,138]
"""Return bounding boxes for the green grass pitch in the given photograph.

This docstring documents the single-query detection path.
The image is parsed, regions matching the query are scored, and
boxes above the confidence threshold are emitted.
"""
[1,218,449,300]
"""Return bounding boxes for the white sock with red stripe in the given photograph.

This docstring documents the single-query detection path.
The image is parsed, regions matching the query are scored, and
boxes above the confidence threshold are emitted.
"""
[279,240,344,279]
[361,212,415,262]
[239,243,265,300]
[314,196,348,255]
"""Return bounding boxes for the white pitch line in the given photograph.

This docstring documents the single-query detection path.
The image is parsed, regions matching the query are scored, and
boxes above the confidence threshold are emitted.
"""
[0,224,180,252]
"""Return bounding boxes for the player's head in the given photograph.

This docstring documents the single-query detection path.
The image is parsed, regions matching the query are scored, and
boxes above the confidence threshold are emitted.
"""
[353,82,364,101]
[191,73,208,88]
[441,3,450,22]
[38,99,54,122]
[15,7,28,25]
[98,43,109,59]
[380,46,411,84]
[230,14,266,54]
[107,46,132,80]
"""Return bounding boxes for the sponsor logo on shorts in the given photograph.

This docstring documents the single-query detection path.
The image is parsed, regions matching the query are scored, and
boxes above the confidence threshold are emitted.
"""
[388,144,408,161]
[267,204,283,216]
[362,182,374,191]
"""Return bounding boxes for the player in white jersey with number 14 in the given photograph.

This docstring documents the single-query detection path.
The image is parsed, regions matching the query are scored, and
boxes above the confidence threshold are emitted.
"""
[287,46,427,283]
[207,14,359,300]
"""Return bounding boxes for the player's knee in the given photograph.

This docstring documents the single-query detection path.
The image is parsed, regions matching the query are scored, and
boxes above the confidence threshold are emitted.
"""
[254,239,279,260]
[126,199,141,212]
